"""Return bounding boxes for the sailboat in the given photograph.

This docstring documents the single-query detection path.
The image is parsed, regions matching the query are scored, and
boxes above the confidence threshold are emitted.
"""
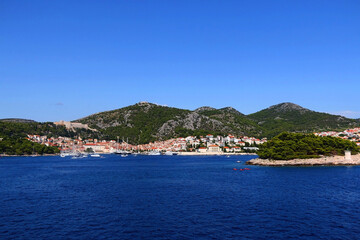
[114,136,131,155]
[61,144,81,158]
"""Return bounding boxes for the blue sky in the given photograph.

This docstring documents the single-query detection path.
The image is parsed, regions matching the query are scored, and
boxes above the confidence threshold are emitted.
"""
[1,0,360,121]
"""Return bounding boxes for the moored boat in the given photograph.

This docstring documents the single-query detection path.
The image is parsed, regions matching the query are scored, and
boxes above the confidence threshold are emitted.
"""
[148,151,161,155]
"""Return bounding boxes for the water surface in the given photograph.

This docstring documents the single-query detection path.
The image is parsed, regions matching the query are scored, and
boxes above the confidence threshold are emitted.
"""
[1,155,360,239]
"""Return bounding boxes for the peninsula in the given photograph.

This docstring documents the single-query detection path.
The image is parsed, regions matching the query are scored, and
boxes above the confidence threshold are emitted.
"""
[247,154,360,166]
[246,132,360,166]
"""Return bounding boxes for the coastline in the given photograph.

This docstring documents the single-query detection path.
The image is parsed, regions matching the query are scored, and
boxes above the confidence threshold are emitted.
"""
[177,152,257,156]
[246,154,360,166]
[0,153,59,157]
[0,152,257,157]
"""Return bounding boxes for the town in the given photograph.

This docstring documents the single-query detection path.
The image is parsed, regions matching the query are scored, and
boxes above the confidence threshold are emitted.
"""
[27,133,267,155]
[314,128,360,146]
[26,127,360,155]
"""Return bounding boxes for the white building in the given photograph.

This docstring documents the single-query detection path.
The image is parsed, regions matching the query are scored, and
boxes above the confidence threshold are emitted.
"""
[208,145,221,153]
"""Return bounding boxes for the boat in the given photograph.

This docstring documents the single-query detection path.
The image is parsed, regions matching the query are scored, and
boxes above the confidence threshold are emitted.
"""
[148,151,161,156]
[60,151,81,157]
[113,136,132,155]
[164,151,178,155]
[60,144,82,157]
[114,150,132,155]
[90,153,101,157]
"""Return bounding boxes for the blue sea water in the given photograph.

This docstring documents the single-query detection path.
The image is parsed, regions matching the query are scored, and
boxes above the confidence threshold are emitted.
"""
[1,155,360,240]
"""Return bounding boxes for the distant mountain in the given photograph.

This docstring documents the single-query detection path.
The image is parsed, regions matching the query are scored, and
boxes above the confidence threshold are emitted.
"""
[248,102,359,137]
[0,118,37,123]
[76,102,262,144]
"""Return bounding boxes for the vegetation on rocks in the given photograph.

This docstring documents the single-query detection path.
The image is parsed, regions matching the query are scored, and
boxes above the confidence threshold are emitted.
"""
[76,102,263,144]
[0,121,93,155]
[248,103,359,138]
[2,102,360,148]
[0,121,99,139]
[0,137,59,155]
[76,102,360,144]
[257,132,359,160]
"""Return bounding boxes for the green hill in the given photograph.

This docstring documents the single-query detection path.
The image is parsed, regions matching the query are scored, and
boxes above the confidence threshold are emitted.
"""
[76,102,360,143]
[2,102,360,146]
[248,103,359,137]
[0,121,65,155]
[76,102,261,144]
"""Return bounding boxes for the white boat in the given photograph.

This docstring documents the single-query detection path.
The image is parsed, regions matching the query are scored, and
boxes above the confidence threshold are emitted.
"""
[113,149,132,155]
[164,151,178,156]
[113,136,132,155]
[90,154,101,157]
[148,151,161,156]
[60,144,82,157]
[60,152,70,157]
[60,151,81,158]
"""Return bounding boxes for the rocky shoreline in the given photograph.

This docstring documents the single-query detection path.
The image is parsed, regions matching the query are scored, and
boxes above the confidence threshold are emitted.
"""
[178,152,257,156]
[246,154,360,166]
[0,154,59,157]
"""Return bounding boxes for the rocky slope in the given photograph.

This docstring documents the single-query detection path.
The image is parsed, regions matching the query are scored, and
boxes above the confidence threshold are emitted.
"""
[76,102,262,144]
[248,102,359,137]
[72,102,360,144]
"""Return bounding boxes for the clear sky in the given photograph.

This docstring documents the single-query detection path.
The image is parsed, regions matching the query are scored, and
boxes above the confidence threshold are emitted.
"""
[1,0,360,122]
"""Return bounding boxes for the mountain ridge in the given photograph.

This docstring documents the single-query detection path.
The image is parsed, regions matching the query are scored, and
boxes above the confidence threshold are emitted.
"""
[75,102,259,143]
[2,102,359,144]
[74,102,360,143]
[248,102,359,137]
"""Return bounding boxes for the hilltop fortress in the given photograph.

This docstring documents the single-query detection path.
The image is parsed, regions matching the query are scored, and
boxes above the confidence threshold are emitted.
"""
[54,120,97,132]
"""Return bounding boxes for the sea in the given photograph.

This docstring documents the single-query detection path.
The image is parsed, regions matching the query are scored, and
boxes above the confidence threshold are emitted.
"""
[1,154,360,240]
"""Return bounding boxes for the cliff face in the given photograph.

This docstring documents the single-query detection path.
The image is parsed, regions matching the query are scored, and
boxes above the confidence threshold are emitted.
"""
[157,112,226,137]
